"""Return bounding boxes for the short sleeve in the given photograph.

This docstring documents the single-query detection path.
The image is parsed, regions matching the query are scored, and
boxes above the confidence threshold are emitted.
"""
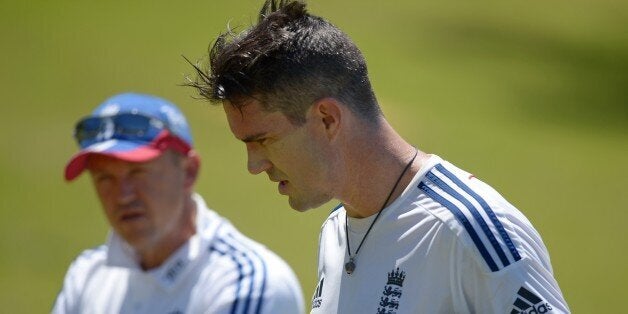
[457,251,571,313]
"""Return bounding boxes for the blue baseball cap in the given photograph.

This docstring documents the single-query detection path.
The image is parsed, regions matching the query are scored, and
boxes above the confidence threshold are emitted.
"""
[65,93,195,181]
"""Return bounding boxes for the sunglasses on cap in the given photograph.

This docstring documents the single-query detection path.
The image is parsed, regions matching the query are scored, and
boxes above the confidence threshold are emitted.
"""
[74,113,170,149]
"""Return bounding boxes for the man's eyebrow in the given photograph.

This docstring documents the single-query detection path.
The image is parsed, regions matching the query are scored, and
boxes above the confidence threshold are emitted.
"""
[242,132,267,143]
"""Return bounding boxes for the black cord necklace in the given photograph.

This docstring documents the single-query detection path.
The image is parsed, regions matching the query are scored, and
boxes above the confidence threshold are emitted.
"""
[344,148,419,275]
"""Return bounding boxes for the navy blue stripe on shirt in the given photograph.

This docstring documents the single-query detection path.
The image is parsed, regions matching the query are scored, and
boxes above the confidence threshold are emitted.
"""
[434,164,521,262]
[222,234,268,314]
[252,252,267,314]
[426,171,511,268]
[418,181,499,272]
[208,243,245,314]
[216,237,257,314]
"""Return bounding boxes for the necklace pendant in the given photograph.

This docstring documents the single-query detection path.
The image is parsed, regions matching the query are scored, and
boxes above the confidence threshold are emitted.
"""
[345,258,356,275]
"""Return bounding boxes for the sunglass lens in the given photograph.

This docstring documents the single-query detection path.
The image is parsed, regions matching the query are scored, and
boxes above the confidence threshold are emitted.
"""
[115,114,150,138]
[73,113,167,148]
[75,117,105,143]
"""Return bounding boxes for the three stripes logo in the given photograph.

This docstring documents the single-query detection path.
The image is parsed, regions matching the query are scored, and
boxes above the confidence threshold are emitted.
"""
[511,287,553,314]
[311,277,324,309]
[418,164,521,273]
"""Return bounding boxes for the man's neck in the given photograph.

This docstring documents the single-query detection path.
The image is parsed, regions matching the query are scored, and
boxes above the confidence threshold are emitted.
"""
[338,121,427,218]
[138,197,198,270]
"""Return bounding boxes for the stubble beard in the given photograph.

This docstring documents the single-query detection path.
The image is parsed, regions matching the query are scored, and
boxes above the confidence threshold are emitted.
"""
[287,190,332,212]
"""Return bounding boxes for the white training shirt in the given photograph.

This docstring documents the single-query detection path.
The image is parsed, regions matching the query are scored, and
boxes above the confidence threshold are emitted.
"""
[311,155,570,314]
[53,194,304,314]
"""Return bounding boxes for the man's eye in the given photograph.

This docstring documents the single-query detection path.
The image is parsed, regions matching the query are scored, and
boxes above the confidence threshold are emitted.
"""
[95,174,113,183]
[130,168,147,176]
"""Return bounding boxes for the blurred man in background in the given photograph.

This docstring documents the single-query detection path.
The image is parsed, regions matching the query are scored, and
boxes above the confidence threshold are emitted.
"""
[53,93,304,313]
[188,0,570,313]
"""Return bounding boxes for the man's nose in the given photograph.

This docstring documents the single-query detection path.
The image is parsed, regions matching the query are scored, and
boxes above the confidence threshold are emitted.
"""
[246,145,272,175]
[116,177,136,204]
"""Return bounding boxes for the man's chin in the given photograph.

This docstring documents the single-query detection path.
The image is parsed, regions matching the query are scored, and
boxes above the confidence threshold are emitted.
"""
[116,227,151,248]
[288,195,330,212]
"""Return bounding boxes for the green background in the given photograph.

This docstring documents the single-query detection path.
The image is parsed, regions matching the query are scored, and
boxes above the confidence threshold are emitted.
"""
[1,0,626,312]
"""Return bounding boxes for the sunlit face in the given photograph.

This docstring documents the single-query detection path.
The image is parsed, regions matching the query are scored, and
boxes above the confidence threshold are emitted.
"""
[223,99,334,211]
[87,151,196,252]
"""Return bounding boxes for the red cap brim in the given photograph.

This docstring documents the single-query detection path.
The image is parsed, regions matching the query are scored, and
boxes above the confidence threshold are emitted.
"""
[64,145,163,181]
[64,132,193,181]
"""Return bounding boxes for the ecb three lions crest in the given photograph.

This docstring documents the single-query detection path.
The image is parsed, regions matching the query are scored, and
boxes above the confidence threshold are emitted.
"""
[377,267,406,314]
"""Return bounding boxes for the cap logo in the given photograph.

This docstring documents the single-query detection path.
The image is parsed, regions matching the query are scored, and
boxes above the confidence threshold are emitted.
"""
[98,103,121,116]
[160,105,187,133]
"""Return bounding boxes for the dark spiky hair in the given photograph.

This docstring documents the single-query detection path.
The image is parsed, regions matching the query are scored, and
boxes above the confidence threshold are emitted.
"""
[187,0,380,124]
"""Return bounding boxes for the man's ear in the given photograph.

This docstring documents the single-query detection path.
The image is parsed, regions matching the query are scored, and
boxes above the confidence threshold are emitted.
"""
[310,97,342,140]
[183,152,200,189]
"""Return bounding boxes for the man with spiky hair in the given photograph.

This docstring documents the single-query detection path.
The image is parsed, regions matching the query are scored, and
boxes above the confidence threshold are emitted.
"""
[189,1,570,313]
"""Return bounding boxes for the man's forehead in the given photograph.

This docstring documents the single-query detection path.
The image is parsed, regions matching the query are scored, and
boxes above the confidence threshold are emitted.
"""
[222,100,259,132]
[223,99,289,139]
[223,98,268,117]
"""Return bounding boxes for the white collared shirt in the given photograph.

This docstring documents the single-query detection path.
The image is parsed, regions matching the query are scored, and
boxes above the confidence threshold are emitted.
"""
[53,194,304,314]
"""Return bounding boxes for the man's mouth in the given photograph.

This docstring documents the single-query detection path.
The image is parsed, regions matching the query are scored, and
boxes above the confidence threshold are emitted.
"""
[117,207,146,222]
[123,212,144,219]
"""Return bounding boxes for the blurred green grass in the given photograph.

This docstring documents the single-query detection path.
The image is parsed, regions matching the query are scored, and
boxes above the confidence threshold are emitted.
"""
[1,0,626,312]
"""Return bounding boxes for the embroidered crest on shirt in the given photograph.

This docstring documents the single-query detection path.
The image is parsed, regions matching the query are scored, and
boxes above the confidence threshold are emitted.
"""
[377,267,405,314]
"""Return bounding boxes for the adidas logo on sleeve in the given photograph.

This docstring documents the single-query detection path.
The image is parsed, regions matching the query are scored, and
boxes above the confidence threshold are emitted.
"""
[311,277,324,309]
[510,287,553,314]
